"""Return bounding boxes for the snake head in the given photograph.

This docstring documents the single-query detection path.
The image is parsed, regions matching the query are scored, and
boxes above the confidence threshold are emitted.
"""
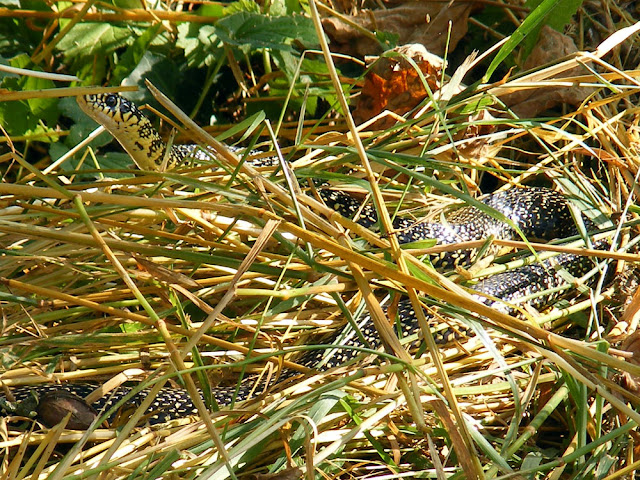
[78,93,137,118]
[77,93,165,171]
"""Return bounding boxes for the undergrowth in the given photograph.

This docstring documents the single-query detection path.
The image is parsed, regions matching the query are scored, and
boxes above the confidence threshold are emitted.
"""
[1,1,640,479]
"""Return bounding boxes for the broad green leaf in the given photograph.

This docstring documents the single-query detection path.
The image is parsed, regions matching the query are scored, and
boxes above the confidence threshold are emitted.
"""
[111,23,162,85]
[0,54,58,137]
[122,52,180,104]
[0,96,36,136]
[57,23,133,59]
[271,49,299,79]
[284,0,305,14]
[215,12,317,52]
[177,23,221,68]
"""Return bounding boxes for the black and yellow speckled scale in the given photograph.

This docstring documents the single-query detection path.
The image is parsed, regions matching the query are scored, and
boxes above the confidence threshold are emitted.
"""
[1,93,610,426]
[77,94,183,169]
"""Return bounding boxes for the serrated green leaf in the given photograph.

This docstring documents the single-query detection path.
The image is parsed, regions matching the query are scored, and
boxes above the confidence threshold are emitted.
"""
[177,23,221,68]
[57,23,133,59]
[215,12,317,52]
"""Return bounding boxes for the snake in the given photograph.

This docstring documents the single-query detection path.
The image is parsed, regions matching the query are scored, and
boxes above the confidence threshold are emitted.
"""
[0,93,610,428]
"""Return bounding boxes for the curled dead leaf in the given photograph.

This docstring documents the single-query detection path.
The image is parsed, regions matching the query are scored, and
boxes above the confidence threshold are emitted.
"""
[353,44,444,128]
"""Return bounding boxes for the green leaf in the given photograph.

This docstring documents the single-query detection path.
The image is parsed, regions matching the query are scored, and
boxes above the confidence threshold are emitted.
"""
[197,4,225,17]
[0,54,58,138]
[216,110,266,142]
[538,0,584,31]
[271,49,301,81]
[374,30,398,50]
[222,0,261,15]
[122,52,180,104]
[399,238,437,249]
[120,321,146,333]
[215,12,317,53]
[111,23,162,85]
[520,0,584,58]
[284,0,305,14]
[177,23,221,68]
[56,23,133,59]
[483,0,563,82]
[289,391,346,446]
[111,0,141,8]
[339,397,396,466]
[265,0,288,16]
[0,96,35,136]
[144,449,181,479]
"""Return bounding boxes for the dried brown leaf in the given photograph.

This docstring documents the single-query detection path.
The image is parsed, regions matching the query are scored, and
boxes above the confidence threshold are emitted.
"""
[322,2,475,58]
[353,44,444,128]
[502,26,595,117]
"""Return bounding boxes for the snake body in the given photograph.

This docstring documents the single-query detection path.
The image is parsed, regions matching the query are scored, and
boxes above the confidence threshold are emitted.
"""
[1,93,608,426]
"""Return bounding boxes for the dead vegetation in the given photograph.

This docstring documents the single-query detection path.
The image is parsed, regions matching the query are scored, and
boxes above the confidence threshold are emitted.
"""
[1,1,640,479]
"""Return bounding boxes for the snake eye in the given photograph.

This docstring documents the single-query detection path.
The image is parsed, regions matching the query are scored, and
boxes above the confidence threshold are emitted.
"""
[104,94,118,108]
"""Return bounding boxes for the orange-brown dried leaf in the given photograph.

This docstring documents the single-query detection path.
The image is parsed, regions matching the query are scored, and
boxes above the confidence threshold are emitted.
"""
[353,44,444,128]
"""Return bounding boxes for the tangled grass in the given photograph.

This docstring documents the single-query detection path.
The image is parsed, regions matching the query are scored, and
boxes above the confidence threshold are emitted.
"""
[2,10,640,480]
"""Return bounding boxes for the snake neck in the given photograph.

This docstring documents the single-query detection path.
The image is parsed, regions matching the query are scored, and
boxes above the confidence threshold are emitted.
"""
[77,94,185,171]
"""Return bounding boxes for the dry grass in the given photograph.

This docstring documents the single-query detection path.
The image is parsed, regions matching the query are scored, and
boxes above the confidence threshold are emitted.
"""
[2,2,640,479]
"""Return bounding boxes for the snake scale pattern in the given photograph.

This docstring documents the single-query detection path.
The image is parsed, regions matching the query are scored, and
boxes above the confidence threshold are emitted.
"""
[0,93,609,427]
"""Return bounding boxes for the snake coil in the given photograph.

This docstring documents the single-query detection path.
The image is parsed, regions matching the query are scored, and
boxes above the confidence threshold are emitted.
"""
[0,93,611,426]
